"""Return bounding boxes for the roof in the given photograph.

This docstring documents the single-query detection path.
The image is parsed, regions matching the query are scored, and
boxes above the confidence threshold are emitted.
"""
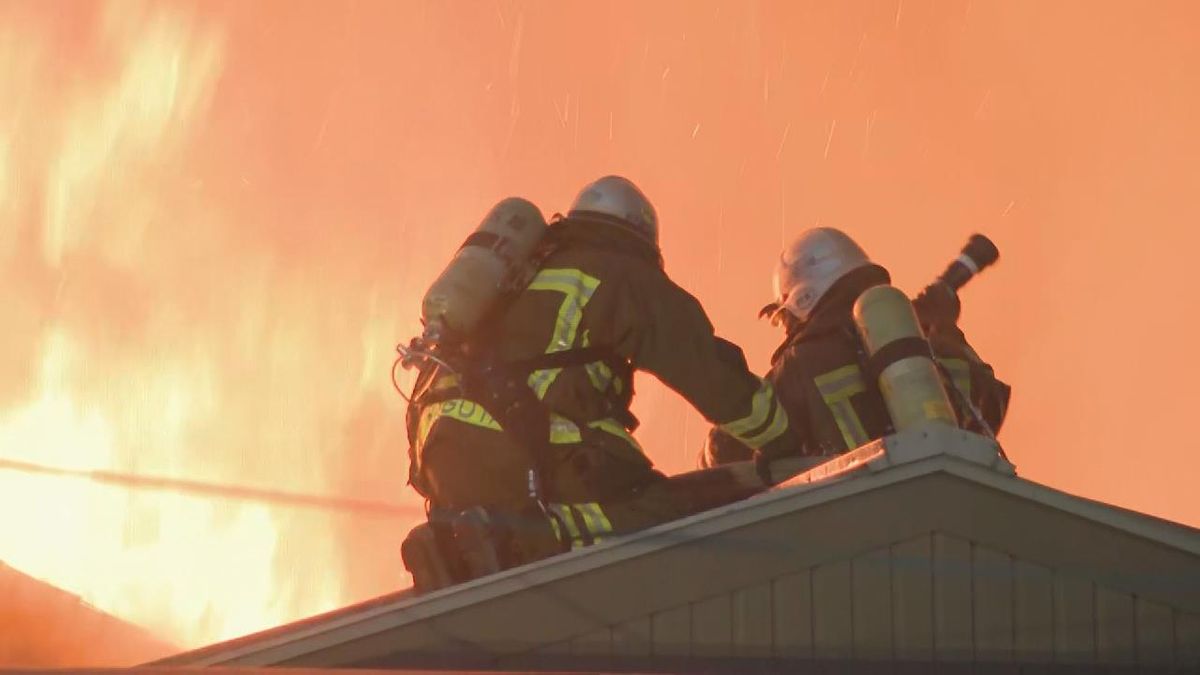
[2,670,613,675]
[154,425,1200,671]
[0,561,178,668]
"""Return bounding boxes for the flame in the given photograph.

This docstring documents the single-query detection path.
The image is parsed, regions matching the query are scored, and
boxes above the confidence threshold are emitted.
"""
[0,1,372,652]
[0,330,322,645]
[4,0,1197,663]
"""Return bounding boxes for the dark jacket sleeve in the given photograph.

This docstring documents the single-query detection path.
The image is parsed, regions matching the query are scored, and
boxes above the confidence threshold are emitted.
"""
[597,268,797,457]
[699,344,813,467]
[927,322,1011,434]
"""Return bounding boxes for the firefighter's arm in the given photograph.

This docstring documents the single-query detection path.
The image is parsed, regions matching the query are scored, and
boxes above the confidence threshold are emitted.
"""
[915,283,1010,433]
[699,427,754,468]
[927,322,1011,434]
[608,273,797,459]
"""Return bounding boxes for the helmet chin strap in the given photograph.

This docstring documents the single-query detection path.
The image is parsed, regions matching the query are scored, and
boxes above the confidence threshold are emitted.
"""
[781,311,806,336]
[759,301,804,331]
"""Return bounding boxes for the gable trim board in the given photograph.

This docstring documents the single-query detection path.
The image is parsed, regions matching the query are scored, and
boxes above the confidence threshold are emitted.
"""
[0,561,178,667]
[154,426,1200,669]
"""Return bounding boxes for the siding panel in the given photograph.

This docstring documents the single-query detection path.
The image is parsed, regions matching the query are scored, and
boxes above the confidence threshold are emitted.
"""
[812,560,853,659]
[533,640,571,655]
[732,582,772,658]
[891,534,933,661]
[973,545,1014,662]
[691,594,732,658]
[1178,611,1200,666]
[932,533,973,661]
[771,569,813,660]
[570,626,612,656]
[1053,574,1095,663]
[611,615,651,657]
[1134,597,1174,666]
[650,604,690,657]
[852,546,893,660]
[1012,559,1053,662]
[1095,587,1135,664]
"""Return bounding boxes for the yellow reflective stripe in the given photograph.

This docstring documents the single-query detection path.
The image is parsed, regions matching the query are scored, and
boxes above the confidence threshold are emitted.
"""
[549,504,584,549]
[741,397,790,448]
[830,400,869,448]
[573,505,600,542]
[419,401,638,451]
[587,418,642,450]
[550,503,612,548]
[586,362,614,391]
[580,331,614,393]
[720,378,776,439]
[526,269,602,399]
[417,398,501,445]
[551,416,642,448]
[814,364,867,399]
[577,502,612,537]
[937,357,972,402]
[814,365,870,448]
[549,416,583,444]
[573,502,612,544]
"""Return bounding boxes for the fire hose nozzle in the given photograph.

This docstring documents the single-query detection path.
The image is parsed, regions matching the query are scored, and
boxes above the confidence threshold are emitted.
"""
[939,233,999,291]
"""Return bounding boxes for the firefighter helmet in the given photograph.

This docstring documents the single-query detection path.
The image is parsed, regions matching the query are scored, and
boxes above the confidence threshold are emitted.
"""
[764,227,874,325]
[567,175,659,247]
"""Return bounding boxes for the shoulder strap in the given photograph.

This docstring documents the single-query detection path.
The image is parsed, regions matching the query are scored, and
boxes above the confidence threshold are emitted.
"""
[501,345,614,374]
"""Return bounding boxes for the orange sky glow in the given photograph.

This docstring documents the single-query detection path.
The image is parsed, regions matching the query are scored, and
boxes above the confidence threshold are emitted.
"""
[1,0,1198,665]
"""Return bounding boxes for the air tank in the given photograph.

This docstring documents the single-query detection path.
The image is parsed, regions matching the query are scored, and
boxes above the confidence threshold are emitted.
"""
[852,285,957,431]
[420,197,548,343]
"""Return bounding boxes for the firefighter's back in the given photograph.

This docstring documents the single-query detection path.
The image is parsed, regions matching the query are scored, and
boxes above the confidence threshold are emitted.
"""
[413,220,664,513]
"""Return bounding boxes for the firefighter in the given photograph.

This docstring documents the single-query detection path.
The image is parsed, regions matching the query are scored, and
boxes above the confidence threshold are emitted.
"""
[403,176,796,589]
[701,227,1010,468]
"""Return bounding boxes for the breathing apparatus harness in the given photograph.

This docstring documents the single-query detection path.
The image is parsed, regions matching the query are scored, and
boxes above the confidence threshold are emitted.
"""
[394,217,643,540]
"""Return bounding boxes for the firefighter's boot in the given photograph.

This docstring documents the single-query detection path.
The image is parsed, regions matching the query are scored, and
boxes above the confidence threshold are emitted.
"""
[401,521,456,593]
[451,507,505,581]
[508,507,570,565]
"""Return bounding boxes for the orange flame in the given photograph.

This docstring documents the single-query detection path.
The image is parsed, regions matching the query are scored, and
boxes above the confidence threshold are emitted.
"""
[0,1,402,651]
[5,0,1200,663]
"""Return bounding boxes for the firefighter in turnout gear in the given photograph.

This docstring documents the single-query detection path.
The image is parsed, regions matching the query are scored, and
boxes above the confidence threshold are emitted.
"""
[401,176,796,591]
[701,227,1010,468]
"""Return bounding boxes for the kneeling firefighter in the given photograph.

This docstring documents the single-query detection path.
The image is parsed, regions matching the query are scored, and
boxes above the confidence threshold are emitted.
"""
[398,176,797,592]
[701,227,1011,469]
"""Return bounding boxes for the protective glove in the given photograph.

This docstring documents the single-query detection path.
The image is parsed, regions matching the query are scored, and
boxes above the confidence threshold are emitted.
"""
[700,427,754,469]
[753,450,776,488]
[912,281,961,329]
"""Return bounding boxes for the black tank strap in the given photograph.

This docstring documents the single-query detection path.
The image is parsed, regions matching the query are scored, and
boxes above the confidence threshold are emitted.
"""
[460,230,507,253]
[502,346,615,374]
[864,336,932,385]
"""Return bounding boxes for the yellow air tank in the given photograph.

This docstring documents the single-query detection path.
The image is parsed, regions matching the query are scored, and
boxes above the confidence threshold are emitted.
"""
[420,198,548,343]
[852,285,957,431]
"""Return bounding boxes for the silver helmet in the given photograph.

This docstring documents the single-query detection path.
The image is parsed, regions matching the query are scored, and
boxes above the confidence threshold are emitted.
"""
[764,227,873,325]
[567,175,659,246]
